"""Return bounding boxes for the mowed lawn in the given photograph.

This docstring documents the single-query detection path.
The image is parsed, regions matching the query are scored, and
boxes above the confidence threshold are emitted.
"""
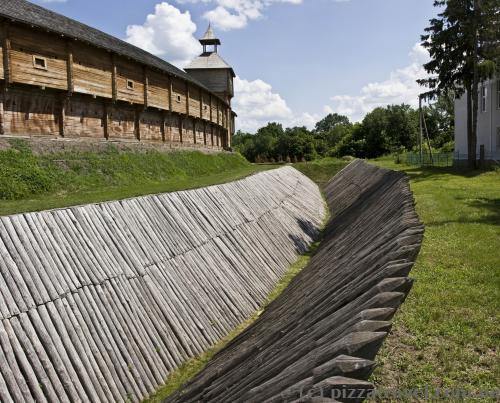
[370,158,500,395]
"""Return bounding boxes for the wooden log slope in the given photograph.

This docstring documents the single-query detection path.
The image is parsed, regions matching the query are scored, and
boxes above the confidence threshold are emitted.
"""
[0,167,325,403]
[165,160,424,403]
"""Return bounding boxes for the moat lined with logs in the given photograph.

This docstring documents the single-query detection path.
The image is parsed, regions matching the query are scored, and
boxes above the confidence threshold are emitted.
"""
[0,161,423,402]
[0,167,325,402]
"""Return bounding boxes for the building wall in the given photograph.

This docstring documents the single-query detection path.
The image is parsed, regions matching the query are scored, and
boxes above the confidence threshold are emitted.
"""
[65,95,105,138]
[10,25,68,91]
[72,42,113,99]
[455,77,500,161]
[185,69,232,103]
[0,21,231,149]
[1,86,60,136]
[147,69,169,110]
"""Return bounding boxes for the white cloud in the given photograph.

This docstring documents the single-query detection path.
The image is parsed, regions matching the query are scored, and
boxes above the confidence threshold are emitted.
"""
[176,0,302,30]
[233,77,292,132]
[233,76,318,132]
[124,2,317,131]
[204,6,248,30]
[327,43,430,121]
[125,2,201,68]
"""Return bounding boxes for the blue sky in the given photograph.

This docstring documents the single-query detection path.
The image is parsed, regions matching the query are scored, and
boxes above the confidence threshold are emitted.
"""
[35,0,437,132]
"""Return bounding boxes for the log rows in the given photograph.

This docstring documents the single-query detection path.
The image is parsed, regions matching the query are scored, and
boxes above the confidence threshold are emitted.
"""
[165,160,424,403]
[0,166,325,402]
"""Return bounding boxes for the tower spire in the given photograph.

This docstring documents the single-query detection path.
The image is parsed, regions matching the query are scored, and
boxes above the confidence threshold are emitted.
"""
[200,23,221,53]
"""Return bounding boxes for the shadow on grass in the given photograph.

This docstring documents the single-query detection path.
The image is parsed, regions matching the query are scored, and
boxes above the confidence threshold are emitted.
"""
[427,197,500,227]
[402,166,491,182]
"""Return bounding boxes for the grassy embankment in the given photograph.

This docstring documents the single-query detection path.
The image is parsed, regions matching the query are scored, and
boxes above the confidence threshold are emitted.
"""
[0,139,275,216]
[370,157,499,396]
[144,158,347,402]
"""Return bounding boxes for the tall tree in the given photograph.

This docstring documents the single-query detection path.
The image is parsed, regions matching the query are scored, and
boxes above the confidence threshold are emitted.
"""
[419,0,499,168]
[314,113,351,134]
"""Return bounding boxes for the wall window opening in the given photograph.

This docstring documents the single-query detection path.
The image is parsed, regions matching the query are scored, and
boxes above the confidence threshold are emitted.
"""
[497,80,500,109]
[481,86,487,112]
[33,56,47,70]
[127,80,134,90]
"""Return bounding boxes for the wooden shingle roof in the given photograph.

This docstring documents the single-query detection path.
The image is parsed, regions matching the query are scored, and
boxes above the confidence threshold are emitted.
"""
[185,52,235,76]
[0,0,228,103]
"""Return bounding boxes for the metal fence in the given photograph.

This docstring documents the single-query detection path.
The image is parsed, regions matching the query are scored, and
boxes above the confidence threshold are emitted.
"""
[405,152,454,167]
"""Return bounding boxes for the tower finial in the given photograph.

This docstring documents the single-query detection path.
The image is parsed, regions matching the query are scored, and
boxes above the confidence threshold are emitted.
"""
[200,22,221,52]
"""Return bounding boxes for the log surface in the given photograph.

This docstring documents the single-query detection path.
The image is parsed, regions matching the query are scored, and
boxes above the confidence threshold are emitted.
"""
[0,166,325,402]
[165,160,424,403]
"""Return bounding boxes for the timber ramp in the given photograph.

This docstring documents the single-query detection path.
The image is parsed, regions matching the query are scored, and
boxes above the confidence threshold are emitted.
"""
[165,160,424,403]
[0,167,325,402]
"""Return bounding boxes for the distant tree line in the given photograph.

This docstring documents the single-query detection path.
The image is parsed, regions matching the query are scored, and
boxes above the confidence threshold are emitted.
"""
[233,96,454,163]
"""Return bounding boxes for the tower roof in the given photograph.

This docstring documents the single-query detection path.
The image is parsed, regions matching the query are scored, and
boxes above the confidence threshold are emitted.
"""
[184,53,235,77]
[200,23,221,46]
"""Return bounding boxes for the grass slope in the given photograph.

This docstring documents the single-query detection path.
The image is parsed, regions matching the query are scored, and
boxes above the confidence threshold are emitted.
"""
[293,157,349,189]
[0,139,274,216]
[370,157,500,397]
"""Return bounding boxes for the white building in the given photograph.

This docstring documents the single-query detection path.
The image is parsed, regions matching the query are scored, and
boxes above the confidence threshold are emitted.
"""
[455,77,500,162]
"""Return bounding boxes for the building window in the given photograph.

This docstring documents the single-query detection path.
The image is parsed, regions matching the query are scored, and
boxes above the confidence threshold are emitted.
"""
[481,85,487,112]
[127,80,134,90]
[176,95,181,102]
[33,56,47,70]
[497,128,500,151]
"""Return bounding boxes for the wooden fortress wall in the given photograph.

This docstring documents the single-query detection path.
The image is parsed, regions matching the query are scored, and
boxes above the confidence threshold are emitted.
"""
[0,21,232,148]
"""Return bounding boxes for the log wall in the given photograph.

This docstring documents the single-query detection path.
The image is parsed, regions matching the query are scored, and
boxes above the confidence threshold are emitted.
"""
[0,167,325,402]
[72,43,113,99]
[166,160,424,403]
[0,21,232,149]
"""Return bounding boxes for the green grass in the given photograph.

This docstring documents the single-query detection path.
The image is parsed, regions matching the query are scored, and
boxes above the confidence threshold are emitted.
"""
[370,156,500,396]
[293,157,349,189]
[0,139,275,216]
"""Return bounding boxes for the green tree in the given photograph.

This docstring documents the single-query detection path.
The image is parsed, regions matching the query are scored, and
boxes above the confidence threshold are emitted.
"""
[357,108,390,158]
[385,104,419,151]
[314,113,351,134]
[423,93,455,148]
[420,0,499,168]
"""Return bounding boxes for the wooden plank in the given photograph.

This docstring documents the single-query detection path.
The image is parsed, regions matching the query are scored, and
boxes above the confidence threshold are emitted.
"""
[161,110,166,142]
[179,115,183,143]
[186,81,190,117]
[66,40,74,95]
[209,94,213,122]
[135,107,141,140]
[111,53,117,102]
[143,67,148,109]
[199,88,203,119]
[103,101,109,139]
[58,95,65,137]
[2,23,11,86]
[168,75,172,112]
